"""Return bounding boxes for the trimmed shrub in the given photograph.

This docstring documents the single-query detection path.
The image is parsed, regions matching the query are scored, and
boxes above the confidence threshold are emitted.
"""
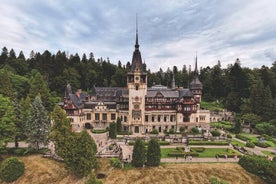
[152,128,159,134]
[246,142,255,148]
[169,128,175,134]
[253,141,270,148]
[227,134,232,139]
[211,130,221,137]
[92,129,107,134]
[129,140,169,146]
[191,147,205,152]
[179,126,185,133]
[110,158,122,168]
[0,157,25,182]
[188,141,228,145]
[191,127,200,134]
[118,131,132,135]
[235,134,250,141]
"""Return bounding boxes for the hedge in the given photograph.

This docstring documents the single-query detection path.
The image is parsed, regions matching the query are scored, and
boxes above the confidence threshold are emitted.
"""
[0,148,48,156]
[129,140,169,146]
[0,157,25,182]
[191,147,205,152]
[167,151,199,157]
[253,141,270,148]
[246,142,255,148]
[235,134,250,141]
[188,141,228,145]
[92,129,107,134]
[118,131,132,135]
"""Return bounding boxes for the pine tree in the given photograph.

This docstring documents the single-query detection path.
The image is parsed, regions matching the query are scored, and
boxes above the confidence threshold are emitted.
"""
[29,72,51,110]
[109,122,117,139]
[0,94,16,148]
[116,117,122,132]
[132,138,146,167]
[146,138,161,166]
[0,70,14,98]
[26,96,50,149]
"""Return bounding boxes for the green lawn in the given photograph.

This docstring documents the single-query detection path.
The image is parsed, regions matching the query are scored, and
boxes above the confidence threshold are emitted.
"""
[238,133,276,148]
[210,122,232,129]
[239,133,258,142]
[231,139,246,147]
[161,148,175,158]
[160,148,241,158]
[196,148,240,158]
[262,151,276,157]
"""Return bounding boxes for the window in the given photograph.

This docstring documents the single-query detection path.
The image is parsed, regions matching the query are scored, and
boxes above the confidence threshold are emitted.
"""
[145,115,148,122]
[200,116,205,121]
[86,113,91,120]
[111,113,116,120]
[102,113,107,121]
[164,116,167,122]
[95,113,100,121]
[124,116,127,122]
[183,116,190,122]
[158,115,161,122]
[170,115,175,122]
[135,85,139,90]
[152,116,155,122]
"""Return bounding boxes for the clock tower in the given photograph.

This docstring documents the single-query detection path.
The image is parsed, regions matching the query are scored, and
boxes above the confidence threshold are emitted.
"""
[127,24,147,134]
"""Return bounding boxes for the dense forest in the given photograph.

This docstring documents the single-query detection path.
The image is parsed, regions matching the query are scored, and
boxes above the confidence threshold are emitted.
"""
[1,47,276,122]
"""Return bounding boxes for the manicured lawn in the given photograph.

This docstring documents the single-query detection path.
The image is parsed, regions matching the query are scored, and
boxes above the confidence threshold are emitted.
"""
[196,148,240,158]
[237,133,276,148]
[239,133,258,142]
[262,151,276,157]
[161,148,175,158]
[210,122,233,129]
[231,139,245,147]
[160,148,241,158]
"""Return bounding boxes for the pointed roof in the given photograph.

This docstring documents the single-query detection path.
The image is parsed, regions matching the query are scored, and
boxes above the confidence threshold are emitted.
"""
[130,17,145,73]
[190,54,202,90]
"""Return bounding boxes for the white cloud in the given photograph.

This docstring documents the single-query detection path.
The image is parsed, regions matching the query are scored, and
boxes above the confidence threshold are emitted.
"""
[0,0,275,71]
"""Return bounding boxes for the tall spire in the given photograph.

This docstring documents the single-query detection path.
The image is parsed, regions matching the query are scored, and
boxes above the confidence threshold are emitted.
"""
[194,52,198,75]
[130,14,144,73]
[135,13,139,50]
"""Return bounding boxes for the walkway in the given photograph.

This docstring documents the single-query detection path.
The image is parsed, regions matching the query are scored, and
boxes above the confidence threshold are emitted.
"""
[232,138,276,156]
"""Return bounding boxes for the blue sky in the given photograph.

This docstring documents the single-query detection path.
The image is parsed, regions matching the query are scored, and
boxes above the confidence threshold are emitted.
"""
[1,0,276,71]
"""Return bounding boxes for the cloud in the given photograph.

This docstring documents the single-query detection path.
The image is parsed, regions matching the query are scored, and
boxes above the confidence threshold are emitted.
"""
[0,0,275,71]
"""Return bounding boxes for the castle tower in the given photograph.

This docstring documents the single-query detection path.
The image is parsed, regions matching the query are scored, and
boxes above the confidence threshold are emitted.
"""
[190,54,202,106]
[127,21,147,134]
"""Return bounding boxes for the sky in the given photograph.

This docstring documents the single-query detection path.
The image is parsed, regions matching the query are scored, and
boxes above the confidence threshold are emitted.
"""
[0,0,276,72]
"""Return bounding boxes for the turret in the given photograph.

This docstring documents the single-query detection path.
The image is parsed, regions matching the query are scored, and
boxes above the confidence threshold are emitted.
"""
[190,54,202,104]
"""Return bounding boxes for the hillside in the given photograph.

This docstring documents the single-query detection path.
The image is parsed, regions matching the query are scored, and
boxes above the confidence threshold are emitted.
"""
[0,155,264,184]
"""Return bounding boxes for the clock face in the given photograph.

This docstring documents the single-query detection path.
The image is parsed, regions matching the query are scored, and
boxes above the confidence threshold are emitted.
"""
[134,104,140,109]
[135,76,139,81]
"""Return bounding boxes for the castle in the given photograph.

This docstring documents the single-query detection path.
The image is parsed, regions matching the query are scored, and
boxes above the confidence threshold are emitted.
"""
[61,29,210,134]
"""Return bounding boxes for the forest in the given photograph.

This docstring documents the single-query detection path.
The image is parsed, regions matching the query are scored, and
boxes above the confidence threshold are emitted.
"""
[0,47,276,135]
